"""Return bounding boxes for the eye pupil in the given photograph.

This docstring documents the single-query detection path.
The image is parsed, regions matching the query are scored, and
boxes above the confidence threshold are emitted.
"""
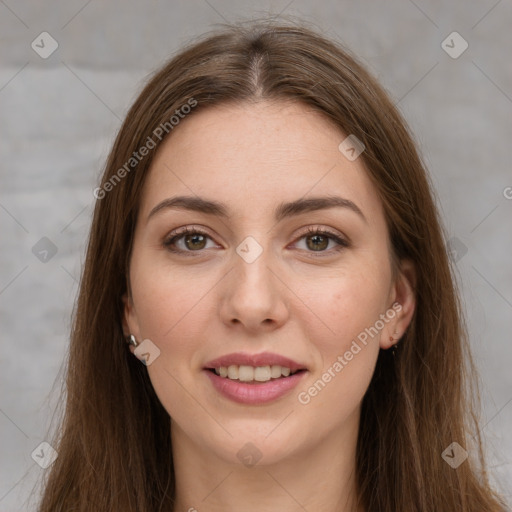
[307,234,328,251]
[185,234,207,250]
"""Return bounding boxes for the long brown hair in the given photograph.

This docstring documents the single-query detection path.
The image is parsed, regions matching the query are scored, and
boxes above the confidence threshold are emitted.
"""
[36,19,507,511]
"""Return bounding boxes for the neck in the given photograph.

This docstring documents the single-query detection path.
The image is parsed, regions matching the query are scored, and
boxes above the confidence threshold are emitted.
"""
[170,411,364,512]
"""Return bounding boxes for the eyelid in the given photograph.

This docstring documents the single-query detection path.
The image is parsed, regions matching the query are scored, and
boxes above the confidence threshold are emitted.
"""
[163,225,219,253]
[290,226,350,255]
[295,225,349,245]
[166,224,213,239]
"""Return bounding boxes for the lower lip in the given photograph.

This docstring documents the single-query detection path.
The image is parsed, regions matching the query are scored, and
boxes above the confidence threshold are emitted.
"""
[204,369,307,405]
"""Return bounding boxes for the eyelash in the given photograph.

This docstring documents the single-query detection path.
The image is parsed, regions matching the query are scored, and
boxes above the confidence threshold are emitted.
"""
[162,225,349,257]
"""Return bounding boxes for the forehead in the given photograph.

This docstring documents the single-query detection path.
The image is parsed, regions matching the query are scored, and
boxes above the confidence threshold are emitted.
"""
[139,100,384,227]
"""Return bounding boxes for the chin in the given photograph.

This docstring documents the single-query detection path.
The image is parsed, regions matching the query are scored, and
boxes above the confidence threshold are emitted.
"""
[204,426,306,468]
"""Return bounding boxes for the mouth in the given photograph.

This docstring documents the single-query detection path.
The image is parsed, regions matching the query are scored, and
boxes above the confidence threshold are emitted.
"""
[203,351,308,383]
[203,352,308,404]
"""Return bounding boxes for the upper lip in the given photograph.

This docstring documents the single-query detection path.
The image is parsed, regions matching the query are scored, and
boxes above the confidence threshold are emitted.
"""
[204,352,307,373]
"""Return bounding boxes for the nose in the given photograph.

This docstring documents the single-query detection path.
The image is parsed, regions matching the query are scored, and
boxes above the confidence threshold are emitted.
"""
[219,244,289,333]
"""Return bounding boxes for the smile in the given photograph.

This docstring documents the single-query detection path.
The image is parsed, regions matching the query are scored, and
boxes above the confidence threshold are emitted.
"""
[212,364,300,382]
[203,351,308,405]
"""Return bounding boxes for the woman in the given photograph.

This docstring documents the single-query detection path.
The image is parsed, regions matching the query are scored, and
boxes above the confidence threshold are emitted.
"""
[37,19,508,511]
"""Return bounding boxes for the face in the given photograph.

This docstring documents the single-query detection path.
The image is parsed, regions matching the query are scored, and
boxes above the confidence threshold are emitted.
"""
[123,100,415,466]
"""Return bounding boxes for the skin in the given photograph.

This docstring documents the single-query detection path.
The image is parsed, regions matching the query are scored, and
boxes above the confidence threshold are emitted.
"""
[123,100,416,512]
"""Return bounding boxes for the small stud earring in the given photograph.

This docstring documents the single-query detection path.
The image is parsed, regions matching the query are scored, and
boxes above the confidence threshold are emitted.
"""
[390,331,401,356]
[127,334,139,348]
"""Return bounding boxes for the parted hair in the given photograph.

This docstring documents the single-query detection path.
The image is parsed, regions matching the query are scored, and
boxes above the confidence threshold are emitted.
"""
[36,19,507,512]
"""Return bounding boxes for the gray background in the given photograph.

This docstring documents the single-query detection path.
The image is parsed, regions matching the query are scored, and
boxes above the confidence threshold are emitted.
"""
[1,0,511,510]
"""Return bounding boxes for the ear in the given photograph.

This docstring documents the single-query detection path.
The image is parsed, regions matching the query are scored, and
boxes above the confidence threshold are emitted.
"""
[380,259,416,350]
[122,292,141,355]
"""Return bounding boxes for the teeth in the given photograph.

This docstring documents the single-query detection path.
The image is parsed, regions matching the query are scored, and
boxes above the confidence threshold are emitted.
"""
[238,365,254,382]
[254,366,271,381]
[213,364,296,382]
[227,365,238,379]
[270,365,281,378]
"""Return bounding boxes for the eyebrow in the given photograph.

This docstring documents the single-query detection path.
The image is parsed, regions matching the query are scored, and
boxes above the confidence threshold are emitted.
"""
[147,195,367,224]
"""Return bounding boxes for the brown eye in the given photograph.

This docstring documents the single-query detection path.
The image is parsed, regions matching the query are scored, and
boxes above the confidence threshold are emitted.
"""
[163,227,215,253]
[183,233,207,250]
[305,233,329,251]
[294,227,349,255]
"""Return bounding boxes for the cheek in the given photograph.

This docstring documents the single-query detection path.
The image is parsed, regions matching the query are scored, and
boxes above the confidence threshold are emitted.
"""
[131,266,211,421]
[308,264,391,351]
[297,346,378,431]
[296,274,385,420]
[130,252,212,343]
[295,260,389,410]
